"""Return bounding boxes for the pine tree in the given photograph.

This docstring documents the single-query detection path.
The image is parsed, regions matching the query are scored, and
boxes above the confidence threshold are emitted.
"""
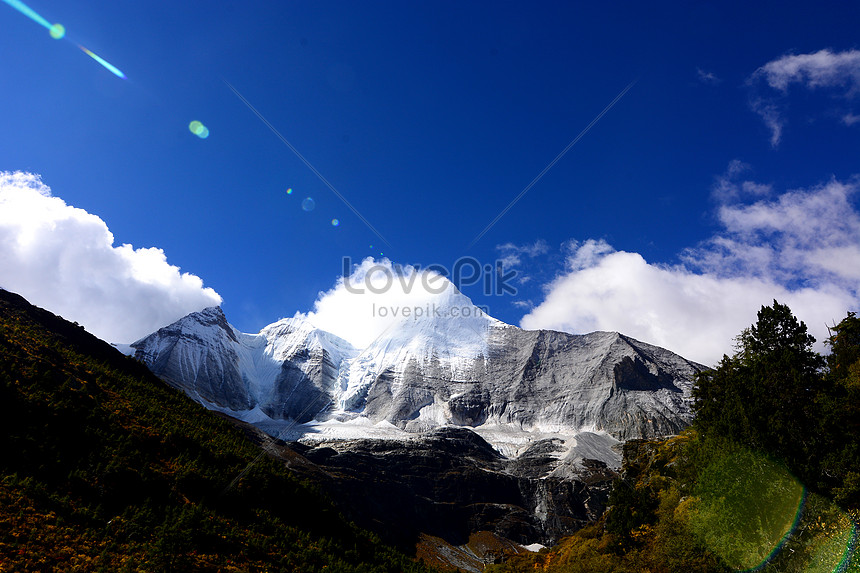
[819,312,860,506]
[692,300,824,478]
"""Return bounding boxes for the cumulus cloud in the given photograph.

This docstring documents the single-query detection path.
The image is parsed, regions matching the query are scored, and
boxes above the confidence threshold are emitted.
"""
[749,49,860,146]
[298,258,465,349]
[0,171,222,343]
[521,173,860,366]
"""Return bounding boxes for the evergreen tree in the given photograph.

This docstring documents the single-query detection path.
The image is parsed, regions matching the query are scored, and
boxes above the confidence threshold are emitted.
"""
[692,301,824,479]
[819,312,860,506]
[825,311,860,384]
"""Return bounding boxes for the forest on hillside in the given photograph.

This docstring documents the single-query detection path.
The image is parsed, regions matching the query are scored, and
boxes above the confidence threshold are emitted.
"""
[0,289,435,572]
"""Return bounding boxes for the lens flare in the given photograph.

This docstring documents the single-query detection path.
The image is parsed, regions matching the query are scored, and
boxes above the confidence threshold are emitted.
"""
[3,0,124,77]
[688,450,805,571]
[78,45,126,79]
[686,447,859,572]
[286,188,293,195]
[188,121,209,139]
[2,0,51,30]
[301,197,315,212]
[3,0,63,41]
[331,219,340,226]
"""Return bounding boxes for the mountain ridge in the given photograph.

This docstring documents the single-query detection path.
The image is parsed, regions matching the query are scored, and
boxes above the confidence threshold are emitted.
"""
[131,294,705,457]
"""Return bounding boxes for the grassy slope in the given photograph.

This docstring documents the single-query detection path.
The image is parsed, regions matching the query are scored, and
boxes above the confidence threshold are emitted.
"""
[0,289,435,573]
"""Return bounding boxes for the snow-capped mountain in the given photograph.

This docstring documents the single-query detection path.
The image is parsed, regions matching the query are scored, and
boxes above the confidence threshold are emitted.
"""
[131,307,358,420]
[131,283,705,456]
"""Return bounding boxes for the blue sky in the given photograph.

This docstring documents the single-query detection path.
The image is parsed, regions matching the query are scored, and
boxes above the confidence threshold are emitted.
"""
[2,1,860,364]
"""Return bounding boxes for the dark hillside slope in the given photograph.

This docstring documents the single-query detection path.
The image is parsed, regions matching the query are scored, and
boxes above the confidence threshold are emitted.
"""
[0,289,433,572]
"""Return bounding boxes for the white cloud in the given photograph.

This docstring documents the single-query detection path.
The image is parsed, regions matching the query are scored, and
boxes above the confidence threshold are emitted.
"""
[496,240,549,268]
[696,68,721,85]
[692,179,860,285]
[711,160,772,202]
[298,258,460,349]
[563,238,615,270]
[521,174,860,366]
[755,49,860,92]
[749,98,785,147]
[0,171,222,343]
[749,49,860,146]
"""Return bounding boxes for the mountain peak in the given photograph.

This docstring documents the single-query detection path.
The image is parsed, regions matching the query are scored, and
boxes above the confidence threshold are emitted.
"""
[137,305,234,343]
[186,305,228,325]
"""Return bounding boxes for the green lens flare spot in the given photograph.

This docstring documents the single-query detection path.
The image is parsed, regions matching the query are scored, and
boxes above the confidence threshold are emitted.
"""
[286,188,293,195]
[188,121,209,139]
[688,449,806,571]
[49,23,65,39]
[331,219,339,226]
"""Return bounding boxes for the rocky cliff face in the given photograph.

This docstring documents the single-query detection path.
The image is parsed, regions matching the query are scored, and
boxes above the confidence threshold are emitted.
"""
[235,421,617,552]
[365,325,699,441]
[295,427,618,548]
